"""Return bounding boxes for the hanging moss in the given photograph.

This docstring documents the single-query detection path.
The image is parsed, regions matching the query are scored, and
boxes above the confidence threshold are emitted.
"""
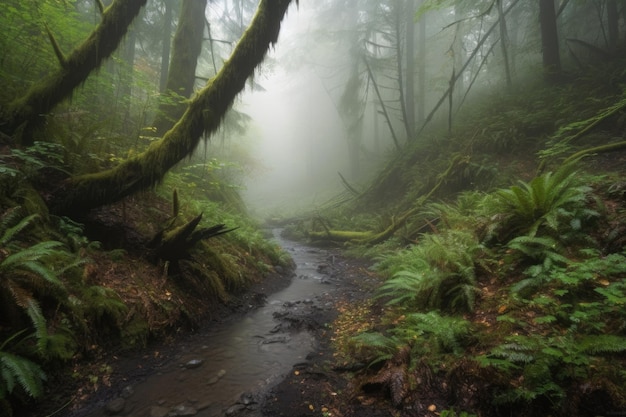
[2,0,148,145]
[49,0,295,216]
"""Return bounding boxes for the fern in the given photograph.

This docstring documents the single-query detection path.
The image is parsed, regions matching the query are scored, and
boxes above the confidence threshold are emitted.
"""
[0,331,46,402]
[350,332,397,366]
[395,312,472,354]
[492,162,596,241]
[579,335,626,354]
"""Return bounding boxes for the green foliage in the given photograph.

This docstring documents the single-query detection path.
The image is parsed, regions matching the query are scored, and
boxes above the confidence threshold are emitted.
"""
[491,161,596,241]
[0,330,46,404]
[376,229,482,312]
[351,312,473,368]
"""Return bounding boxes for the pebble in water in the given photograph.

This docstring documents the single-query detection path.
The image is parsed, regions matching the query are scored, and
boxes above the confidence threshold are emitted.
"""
[184,359,204,369]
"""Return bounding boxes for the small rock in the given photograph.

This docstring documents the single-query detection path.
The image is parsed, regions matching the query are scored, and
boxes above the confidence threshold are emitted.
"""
[184,359,204,369]
[303,298,313,304]
[207,369,226,385]
[240,393,256,406]
[121,385,134,398]
[104,397,125,415]
[171,404,198,416]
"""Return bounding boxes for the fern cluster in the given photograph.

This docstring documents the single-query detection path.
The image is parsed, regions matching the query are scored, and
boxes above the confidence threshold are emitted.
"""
[344,164,626,415]
[376,229,483,313]
[489,161,597,242]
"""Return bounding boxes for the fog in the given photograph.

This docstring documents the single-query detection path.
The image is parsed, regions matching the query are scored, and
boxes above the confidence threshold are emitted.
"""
[241,66,348,213]
[239,5,354,214]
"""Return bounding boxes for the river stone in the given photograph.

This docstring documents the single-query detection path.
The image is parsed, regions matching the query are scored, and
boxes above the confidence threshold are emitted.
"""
[171,404,198,416]
[121,385,134,398]
[240,393,256,406]
[150,406,169,417]
[184,359,204,369]
[104,397,125,415]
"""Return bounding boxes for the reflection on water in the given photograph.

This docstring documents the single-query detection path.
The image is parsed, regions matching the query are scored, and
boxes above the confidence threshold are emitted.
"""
[83,231,333,417]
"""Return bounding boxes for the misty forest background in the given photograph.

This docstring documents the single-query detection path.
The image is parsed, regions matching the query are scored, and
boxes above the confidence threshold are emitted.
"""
[1,0,626,416]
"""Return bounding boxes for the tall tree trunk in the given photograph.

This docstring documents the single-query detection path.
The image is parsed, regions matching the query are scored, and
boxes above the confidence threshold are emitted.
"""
[48,0,295,216]
[159,0,175,93]
[2,0,148,145]
[417,0,426,126]
[497,0,512,88]
[120,8,141,131]
[394,2,410,141]
[607,0,619,52]
[153,0,207,135]
[539,0,561,81]
[404,0,416,140]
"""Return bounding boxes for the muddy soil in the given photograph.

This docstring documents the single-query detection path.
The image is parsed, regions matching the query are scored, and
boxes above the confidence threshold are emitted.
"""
[40,238,394,417]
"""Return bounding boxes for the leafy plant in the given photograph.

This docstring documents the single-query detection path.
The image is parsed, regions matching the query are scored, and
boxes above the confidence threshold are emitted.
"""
[0,330,47,405]
[376,229,482,312]
[0,208,81,361]
[351,312,472,369]
[490,161,597,241]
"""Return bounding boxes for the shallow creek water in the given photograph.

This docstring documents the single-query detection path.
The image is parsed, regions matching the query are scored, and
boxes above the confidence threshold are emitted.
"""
[82,231,336,417]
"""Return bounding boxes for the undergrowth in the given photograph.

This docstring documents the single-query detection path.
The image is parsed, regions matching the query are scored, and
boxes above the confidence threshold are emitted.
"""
[334,166,626,416]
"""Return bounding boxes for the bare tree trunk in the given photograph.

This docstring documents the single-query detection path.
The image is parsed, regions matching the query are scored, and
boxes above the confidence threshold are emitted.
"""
[417,0,426,125]
[159,0,175,93]
[48,0,295,216]
[497,0,512,88]
[607,0,619,52]
[539,0,561,81]
[2,0,148,145]
[405,0,416,140]
[153,0,207,135]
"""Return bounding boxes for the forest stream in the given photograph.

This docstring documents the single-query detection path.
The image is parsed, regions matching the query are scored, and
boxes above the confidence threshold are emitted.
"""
[68,230,368,417]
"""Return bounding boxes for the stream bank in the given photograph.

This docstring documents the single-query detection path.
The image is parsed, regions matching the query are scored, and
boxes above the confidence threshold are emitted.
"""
[53,231,388,417]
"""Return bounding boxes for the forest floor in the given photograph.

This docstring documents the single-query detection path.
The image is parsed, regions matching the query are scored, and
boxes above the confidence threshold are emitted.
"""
[22,151,626,417]
[23,233,398,417]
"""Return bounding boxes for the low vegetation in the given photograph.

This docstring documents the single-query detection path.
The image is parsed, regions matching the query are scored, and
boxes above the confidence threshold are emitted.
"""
[309,63,626,416]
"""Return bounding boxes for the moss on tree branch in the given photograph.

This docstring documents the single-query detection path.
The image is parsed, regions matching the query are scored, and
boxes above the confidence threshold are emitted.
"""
[4,0,148,145]
[49,0,295,216]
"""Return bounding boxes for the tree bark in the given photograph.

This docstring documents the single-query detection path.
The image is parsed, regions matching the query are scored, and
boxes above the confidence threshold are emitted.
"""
[405,0,416,140]
[48,0,295,216]
[539,0,561,81]
[159,0,175,93]
[2,0,148,145]
[153,0,207,135]
[497,0,512,88]
[607,0,619,52]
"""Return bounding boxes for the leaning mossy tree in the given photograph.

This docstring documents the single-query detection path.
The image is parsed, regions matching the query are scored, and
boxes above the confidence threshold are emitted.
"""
[8,0,296,216]
[0,0,291,216]
[1,0,149,145]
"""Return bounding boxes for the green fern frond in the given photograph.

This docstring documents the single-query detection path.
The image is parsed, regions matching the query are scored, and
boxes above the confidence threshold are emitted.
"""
[0,351,46,398]
[0,213,39,247]
[400,312,472,354]
[25,300,49,356]
[579,335,626,354]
